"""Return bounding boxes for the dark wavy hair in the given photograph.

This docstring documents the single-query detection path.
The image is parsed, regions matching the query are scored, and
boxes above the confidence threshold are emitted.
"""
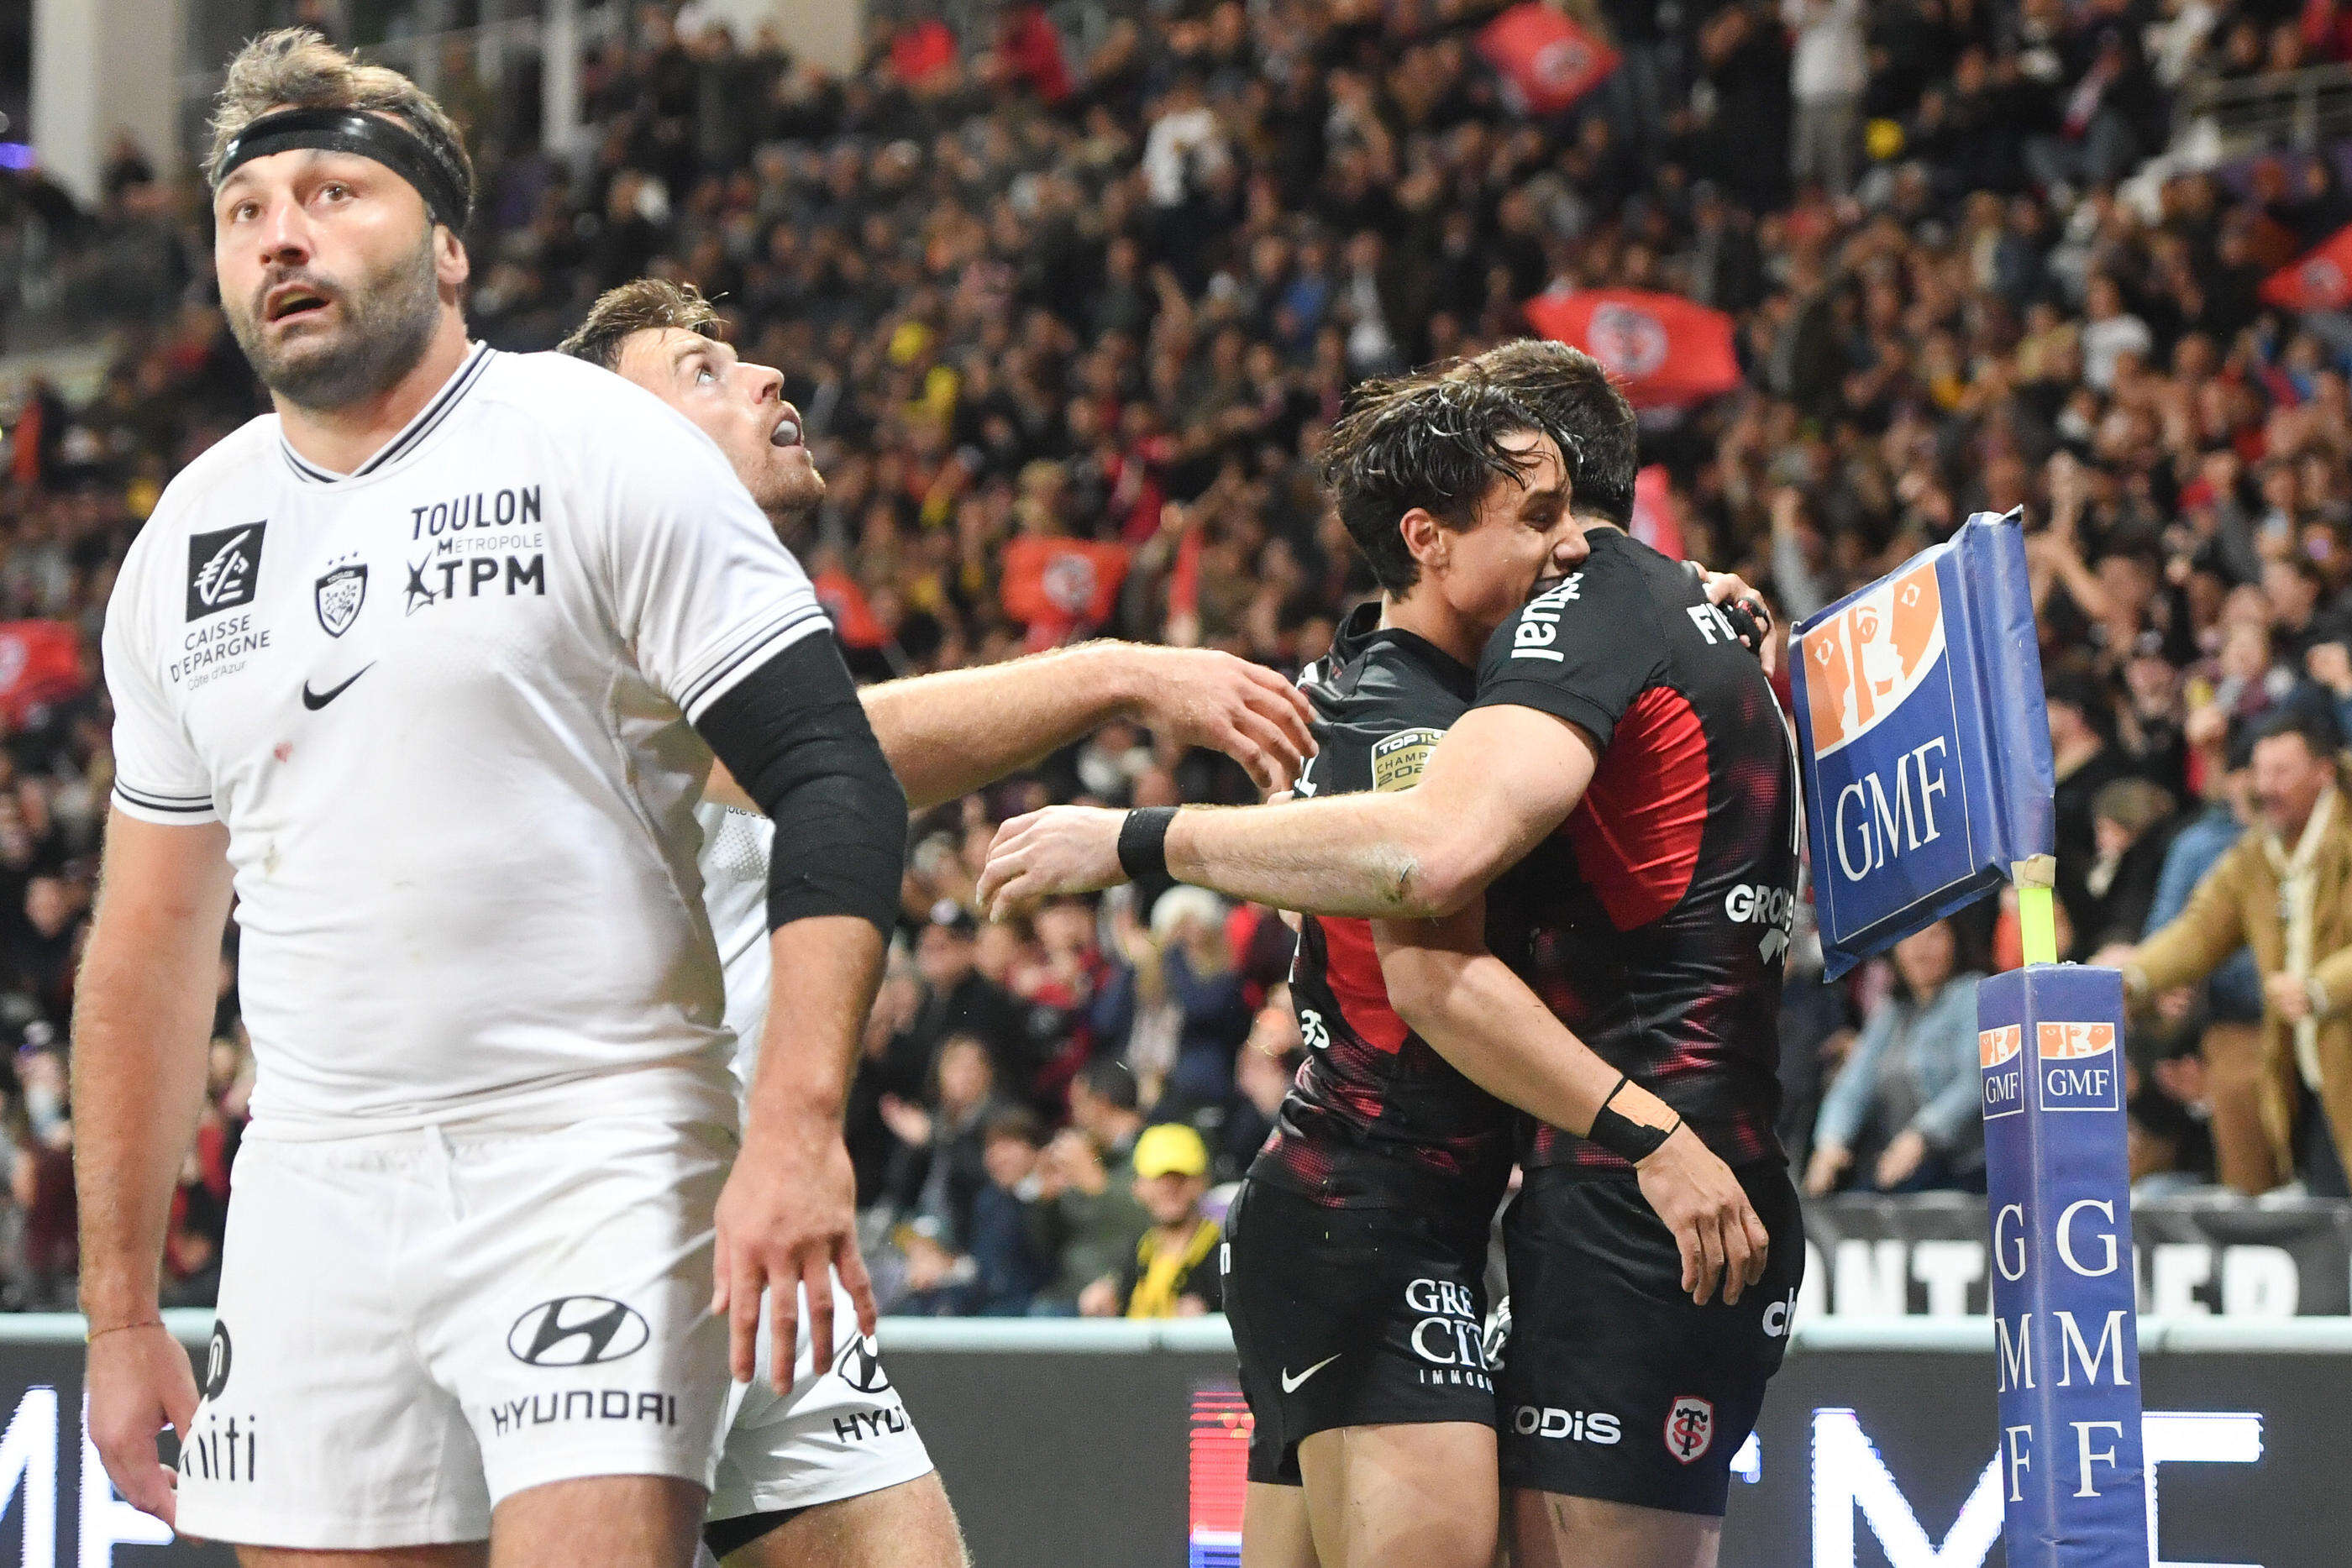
[1320,374,1551,595]
[1450,338,1639,526]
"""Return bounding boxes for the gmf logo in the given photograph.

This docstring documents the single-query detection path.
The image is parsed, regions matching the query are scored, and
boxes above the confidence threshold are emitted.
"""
[1980,1025,2025,1120]
[1664,1394,1714,1465]
[1799,562,1943,758]
[2037,1020,2120,1113]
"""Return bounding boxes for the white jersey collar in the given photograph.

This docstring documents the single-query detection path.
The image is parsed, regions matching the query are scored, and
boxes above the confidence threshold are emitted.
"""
[277,341,496,486]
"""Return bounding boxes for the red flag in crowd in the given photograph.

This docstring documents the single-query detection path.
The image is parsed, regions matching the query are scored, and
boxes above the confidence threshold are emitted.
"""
[1477,3,1619,117]
[1523,287,1743,408]
[890,19,958,87]
[1628,465,1685,560]
[1001,538,1131,643]
[2260,222,2352,312]
[0,621,85,726]
[811,568,889,650]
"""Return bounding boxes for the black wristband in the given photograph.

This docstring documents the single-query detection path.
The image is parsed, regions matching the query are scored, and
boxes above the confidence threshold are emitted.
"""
[1585,1074,1682,1164]
[1117,807,1178,880]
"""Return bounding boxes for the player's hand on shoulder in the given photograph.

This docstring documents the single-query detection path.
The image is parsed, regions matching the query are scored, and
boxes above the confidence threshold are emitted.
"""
[1634,1125,1771,1307]
[86,1322,199,1526]
[1118,646,1315,793]
[714,1124,875,1393]
[979,806,1129,919]
[1693,564,1779,677]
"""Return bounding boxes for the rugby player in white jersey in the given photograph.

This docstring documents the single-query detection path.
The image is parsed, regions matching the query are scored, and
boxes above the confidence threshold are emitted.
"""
[77,32,906,1568]
[555,278,1315,1567]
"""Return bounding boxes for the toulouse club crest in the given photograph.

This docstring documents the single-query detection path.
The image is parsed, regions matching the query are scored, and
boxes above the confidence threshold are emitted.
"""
[315,561,368,637]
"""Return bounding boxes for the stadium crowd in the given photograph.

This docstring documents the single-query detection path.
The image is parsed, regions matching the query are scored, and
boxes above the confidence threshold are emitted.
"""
[3,0,2352,1309]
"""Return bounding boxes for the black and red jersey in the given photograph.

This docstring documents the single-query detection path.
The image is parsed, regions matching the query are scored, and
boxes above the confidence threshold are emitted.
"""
[1250,602,1517,1215]
[1476,528,1799,1171]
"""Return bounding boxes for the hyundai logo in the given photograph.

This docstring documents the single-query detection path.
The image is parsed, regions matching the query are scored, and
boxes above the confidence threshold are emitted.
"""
[833,1334,891,1394]
[507,1296,650,1366]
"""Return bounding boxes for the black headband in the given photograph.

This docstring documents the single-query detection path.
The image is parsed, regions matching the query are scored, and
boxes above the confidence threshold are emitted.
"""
[211,106,471,233]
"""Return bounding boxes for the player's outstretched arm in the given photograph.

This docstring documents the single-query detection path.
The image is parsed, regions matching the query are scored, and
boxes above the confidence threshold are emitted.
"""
[75,811,235,1525]
[706,643,1315,810]
[1374,904,1770,1306]
[977,701,1593,920]
[869,642,1315,806]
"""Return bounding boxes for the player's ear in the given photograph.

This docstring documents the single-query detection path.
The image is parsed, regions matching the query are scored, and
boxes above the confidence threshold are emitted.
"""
[1399,507,1446,574]
[434,227,470,294]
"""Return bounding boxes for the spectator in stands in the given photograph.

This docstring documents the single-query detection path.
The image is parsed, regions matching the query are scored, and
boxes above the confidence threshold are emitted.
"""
[2141,724,2271,1190]
[883,1034,1007,1247]
[1806,920,1987,1195]
[2080,777,2181,952]
[2047,673,2132,954]
[1785,0,1867,197]
[1027,1058,1152,1316]
[899,901,1031,1096]
[1098,886,1250,1114]
[2110,706,2352,1195]
[1082,1123,1222,1319]
[964,1108,1058,1316]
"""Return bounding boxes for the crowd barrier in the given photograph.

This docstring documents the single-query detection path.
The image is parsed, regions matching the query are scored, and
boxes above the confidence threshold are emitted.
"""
[0,1311,2341,1566]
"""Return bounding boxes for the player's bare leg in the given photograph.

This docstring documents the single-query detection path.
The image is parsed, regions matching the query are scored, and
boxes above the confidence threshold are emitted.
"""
[1242,1481,1318,1568]
[240,1550,486,1568]
[491,1476,706,1568]
[721,1474,964,1568]
[1507,1491,1719,1568]
[1297,1423,1498,1568]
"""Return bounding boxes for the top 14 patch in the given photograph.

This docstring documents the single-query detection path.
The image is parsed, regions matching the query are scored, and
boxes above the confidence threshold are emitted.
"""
[187,522,267,620]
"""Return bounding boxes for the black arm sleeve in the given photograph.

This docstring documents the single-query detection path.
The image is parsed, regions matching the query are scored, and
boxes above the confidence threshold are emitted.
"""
[693,631,908,937]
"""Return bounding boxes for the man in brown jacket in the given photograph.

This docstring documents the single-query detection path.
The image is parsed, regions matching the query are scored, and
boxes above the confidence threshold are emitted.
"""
[2106,709,2352,1194]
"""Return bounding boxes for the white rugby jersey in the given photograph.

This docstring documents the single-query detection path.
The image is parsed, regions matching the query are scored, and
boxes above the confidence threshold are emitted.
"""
[103,343,831,1135]
[694,797,775,1095]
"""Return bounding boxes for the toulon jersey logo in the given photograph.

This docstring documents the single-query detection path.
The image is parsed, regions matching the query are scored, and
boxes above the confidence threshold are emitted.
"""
[315,560,368,637]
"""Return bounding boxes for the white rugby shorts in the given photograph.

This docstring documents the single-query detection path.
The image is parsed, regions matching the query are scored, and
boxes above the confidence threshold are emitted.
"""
[707,1275,933,1523]
[175,1118,734,1549]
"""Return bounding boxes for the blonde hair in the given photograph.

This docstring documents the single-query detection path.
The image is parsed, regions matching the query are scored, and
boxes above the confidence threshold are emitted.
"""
[206,28,472,212]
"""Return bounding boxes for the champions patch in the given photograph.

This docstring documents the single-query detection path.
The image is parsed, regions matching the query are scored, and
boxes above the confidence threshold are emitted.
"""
[1373,728,1444,792]
[187,522,267,620]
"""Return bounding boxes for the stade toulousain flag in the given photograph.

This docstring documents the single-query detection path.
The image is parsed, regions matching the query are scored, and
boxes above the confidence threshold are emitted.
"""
[1521,289,1742,409]
[1477,3,1619,117]
[1788,513,2055,978]
[2260,222,2352,312]
[1001,538,1131,644]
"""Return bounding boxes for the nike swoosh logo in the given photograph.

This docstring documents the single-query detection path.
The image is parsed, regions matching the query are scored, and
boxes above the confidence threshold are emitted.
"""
[301,664,374,711]
[1280,1355,1340,1393]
